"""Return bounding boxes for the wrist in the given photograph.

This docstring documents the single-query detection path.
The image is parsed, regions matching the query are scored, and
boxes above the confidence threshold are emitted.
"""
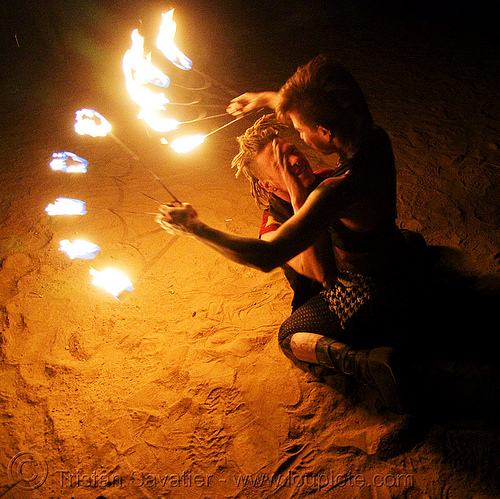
[191,220,208,237]
[263,91,279,109]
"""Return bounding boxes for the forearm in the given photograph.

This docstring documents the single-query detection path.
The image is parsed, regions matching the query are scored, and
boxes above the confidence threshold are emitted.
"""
[192,222,285,272]
[261,91,280,110]
[226,91,280,116]
[158,176,349,275]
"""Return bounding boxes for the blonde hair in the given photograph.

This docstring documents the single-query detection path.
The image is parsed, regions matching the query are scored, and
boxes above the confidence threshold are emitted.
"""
[231,114,289,208]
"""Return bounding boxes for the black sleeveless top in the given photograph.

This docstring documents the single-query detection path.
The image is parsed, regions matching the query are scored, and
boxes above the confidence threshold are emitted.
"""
[328,126,398,254]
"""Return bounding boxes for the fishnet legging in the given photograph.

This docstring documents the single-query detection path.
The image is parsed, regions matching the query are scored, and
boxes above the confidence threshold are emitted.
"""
[278,272,380,363]
[278,291,348,363]
[278,269,417,366]
[278,292,344,345]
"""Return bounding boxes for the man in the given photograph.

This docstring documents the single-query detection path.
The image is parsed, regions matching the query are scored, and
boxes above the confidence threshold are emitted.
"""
[231,114,336,310]
[227,55,372,160]
[158,55,425,413]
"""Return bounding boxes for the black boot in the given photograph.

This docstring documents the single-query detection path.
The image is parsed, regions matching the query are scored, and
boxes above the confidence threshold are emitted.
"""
[315,337,405,414]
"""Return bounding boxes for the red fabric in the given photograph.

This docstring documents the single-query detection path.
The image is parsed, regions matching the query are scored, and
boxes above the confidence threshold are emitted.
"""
[259,211,281,237]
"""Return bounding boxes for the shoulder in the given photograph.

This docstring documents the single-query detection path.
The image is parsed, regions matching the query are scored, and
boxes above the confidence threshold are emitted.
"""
[362,126,394,157]
[314,168,335,178]
[312,172,354,203]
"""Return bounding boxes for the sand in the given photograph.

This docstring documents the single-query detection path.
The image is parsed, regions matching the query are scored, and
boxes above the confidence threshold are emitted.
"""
[1,1,499,498]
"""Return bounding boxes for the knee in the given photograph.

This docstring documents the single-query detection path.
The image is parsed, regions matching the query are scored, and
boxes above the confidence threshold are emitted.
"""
[278,318,295,350]
[277,329,327,378]
[278,319,299,361]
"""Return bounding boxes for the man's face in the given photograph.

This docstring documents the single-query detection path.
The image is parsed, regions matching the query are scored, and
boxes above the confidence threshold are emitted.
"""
[288,111,337,155]
[254,138,315,201]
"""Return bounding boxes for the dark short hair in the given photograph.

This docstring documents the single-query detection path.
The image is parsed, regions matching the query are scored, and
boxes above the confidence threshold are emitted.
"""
[276,55,373,143]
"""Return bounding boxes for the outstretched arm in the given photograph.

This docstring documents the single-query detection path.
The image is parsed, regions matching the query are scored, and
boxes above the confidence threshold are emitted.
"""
[157,174,351,273]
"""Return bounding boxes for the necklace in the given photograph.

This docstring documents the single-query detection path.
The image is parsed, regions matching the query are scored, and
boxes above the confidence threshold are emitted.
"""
[336,151,355,168]
[336,156,344,168]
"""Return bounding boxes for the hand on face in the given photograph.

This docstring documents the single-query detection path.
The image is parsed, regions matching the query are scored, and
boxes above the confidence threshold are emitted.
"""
[156,202,200,236]
[271,139,315,207]
[271,139,311,185]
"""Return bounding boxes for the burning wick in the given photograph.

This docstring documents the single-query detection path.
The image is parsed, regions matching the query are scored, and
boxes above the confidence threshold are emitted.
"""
[74,108,140,160]
[74,108,179,201]
[137,109,180,133]
[156,9,193,70]
[59,239,100,260]
[90,268,134,299]
[122,11,232,149]
[169,115,244,153]
[123,10,207,135]
[74,109,112,137]
[123,30,171,108]
[50,152,88,173]
[169,134,205,153]
[45,198,87,216]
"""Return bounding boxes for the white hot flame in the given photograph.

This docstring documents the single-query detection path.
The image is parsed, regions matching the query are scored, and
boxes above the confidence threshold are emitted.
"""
[59,239,100,260]
[123,11,196,137]
[123,29,181,132]
[137,108,180,133]
[45,198,87,216]
[90,268,134,299]
[50,152,88,173]
[156,9,193,70]
[169,134,205,153]
[74,109,112,137]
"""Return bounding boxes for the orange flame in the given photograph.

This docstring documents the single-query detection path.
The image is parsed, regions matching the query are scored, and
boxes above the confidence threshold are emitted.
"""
[156,9,193,70]
[169,134,206,153]
[123,29,181,132]
[123,29,170,110]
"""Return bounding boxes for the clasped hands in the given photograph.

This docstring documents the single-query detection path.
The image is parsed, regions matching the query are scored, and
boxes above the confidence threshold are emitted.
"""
[156,202,201,236]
